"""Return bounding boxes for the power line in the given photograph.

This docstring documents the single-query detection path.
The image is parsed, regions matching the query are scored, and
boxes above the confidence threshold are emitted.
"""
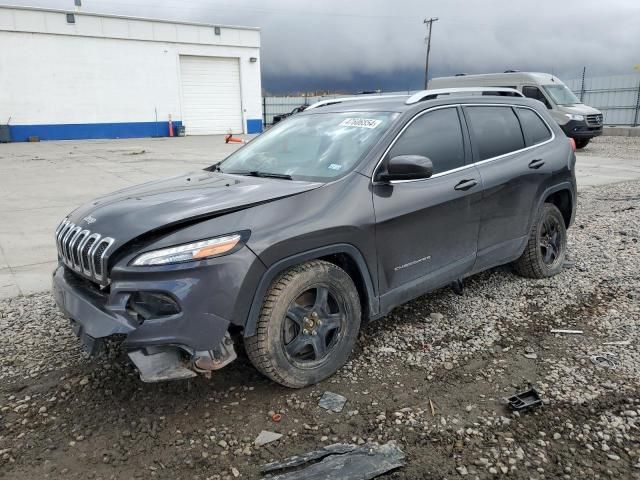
[423,17,438,89]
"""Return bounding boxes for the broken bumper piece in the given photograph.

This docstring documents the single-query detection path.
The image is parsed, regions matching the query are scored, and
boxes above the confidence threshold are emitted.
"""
[128,332,238,382]
[69,318,106,357]
[506,387,543,411]
[128,347,197,382]
[260,442,406,479]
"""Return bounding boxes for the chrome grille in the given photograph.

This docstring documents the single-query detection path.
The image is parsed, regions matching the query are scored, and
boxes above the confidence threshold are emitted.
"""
[586,114,603,126]
[93,242,109,275]
[81,235,98,274]
[55,219,115,285]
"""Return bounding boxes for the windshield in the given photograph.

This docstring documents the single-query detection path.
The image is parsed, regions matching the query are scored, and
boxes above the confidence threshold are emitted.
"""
[217,111,397,181]
[542,84,580,106]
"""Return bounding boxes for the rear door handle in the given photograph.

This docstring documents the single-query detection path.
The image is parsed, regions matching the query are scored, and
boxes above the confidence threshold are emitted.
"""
[454,179,478,191]
[528,158,545,169]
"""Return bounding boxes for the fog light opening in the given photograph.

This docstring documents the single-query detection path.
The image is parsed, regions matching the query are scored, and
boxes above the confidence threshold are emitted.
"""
[127,291,181,321]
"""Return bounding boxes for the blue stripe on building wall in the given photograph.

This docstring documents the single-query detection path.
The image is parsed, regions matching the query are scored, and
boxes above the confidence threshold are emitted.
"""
[8,121,183,141]
[246,119,263,134]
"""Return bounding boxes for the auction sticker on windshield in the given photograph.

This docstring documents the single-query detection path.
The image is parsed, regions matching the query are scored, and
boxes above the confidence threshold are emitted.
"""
[340,118,382,129]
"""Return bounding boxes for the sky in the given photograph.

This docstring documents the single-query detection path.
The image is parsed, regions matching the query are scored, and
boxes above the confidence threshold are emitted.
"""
[7,0,640,94]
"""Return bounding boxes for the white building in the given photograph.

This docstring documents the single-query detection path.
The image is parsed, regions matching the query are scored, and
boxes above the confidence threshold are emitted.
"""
[0,5,263,141]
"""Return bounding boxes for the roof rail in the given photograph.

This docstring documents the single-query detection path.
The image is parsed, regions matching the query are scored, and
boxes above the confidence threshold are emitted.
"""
[306,94,409,110]
[406,87,524,105]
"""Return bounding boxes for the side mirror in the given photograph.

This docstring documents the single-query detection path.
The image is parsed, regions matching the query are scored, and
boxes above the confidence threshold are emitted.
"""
[377,155,433,182]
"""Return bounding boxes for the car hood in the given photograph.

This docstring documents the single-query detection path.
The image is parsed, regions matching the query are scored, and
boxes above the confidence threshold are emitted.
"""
[559,104,601,115]
[66,171,322,248]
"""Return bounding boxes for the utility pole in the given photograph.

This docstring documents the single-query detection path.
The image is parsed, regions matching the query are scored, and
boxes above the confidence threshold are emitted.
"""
[579,66,586,102]
[423,17,438,89]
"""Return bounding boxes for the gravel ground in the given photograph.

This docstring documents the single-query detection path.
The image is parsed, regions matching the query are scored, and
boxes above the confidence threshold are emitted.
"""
[1,180,639,480]
[580,135,640,161]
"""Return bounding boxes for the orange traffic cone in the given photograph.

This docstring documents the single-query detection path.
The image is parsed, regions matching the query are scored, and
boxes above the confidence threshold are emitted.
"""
[225,133,245,144]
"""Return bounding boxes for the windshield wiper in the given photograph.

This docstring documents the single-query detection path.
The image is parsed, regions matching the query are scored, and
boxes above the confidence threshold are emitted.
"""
[225,170,293,180]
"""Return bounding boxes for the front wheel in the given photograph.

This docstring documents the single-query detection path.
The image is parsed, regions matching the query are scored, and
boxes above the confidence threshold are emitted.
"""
[245,260,361,388]
[513,203,567,278]
[574,138,590,149]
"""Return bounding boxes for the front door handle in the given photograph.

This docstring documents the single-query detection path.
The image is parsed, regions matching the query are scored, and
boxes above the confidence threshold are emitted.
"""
[529,158,545,169]
[454,179,478,191]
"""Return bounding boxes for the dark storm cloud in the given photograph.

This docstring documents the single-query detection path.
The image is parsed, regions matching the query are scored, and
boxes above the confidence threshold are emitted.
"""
[10,0,640,89]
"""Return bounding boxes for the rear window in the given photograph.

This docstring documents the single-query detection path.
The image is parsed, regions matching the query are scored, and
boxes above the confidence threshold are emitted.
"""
[464,106,525,161]
[516,107,552,146]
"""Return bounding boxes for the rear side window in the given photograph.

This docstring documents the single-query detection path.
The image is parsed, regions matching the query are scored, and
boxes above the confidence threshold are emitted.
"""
[388,107,465,175]
[516,107,552,146]
[464,106,525,161]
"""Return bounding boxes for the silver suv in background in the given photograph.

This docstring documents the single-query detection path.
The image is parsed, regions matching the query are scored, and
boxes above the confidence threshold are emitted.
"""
[429,72,603,149]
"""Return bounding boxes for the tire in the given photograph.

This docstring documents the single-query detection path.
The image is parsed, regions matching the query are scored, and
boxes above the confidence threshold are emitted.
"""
[574,138,590,149]
[245,260,361,388]
[513,203,567,279]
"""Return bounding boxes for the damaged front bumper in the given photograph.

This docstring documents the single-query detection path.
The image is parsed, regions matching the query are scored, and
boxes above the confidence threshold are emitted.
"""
[127,336,237,382]
[52,264,238,382]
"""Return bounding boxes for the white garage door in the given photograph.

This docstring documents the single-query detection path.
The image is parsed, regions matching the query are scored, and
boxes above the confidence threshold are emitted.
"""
[179,55,243,135]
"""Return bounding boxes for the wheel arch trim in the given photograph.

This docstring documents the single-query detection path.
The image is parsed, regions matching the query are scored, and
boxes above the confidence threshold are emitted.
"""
[528,181,576,234]
[541,182,576,226]
[243,244,378,338]
[518,181,575,260]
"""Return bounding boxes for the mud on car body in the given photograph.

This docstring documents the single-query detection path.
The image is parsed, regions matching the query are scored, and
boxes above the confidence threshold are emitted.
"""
[53,89,577,387]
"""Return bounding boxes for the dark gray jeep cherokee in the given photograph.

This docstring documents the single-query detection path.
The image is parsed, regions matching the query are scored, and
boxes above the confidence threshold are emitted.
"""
[53,88,577,388]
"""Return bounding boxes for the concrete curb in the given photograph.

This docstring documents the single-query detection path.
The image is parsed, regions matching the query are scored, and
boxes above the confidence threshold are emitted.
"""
[603,127,640,137]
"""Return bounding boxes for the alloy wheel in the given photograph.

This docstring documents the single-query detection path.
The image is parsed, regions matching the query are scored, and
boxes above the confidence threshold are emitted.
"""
[282,286,345,366]
[540,216,563,265]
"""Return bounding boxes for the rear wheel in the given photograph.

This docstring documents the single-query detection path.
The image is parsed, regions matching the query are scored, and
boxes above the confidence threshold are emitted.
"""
[574,138,590,149]
[513,203,567,278]
[245,260,361,388]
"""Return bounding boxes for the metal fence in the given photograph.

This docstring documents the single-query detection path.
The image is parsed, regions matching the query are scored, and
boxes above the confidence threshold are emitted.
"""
[565,73,640,126]
[262,73,640,127]
[262,95,323,126]
[261,92,413,126]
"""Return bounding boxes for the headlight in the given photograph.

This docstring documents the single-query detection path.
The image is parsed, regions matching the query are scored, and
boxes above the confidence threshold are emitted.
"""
[565,113,584,121]
[131,234,242,266]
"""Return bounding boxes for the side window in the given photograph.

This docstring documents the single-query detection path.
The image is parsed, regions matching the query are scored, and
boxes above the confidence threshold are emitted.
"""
[522,86,551,109]
[387,108,465,175]
[464,106,525,161]
[516,107,552,146]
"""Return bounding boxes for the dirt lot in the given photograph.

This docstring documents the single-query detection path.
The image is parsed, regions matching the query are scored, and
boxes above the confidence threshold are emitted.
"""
[580,135,640,161]
[1,147,640,479]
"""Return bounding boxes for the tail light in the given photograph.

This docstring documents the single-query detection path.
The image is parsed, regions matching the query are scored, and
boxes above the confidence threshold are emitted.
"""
[568,138,576,152]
